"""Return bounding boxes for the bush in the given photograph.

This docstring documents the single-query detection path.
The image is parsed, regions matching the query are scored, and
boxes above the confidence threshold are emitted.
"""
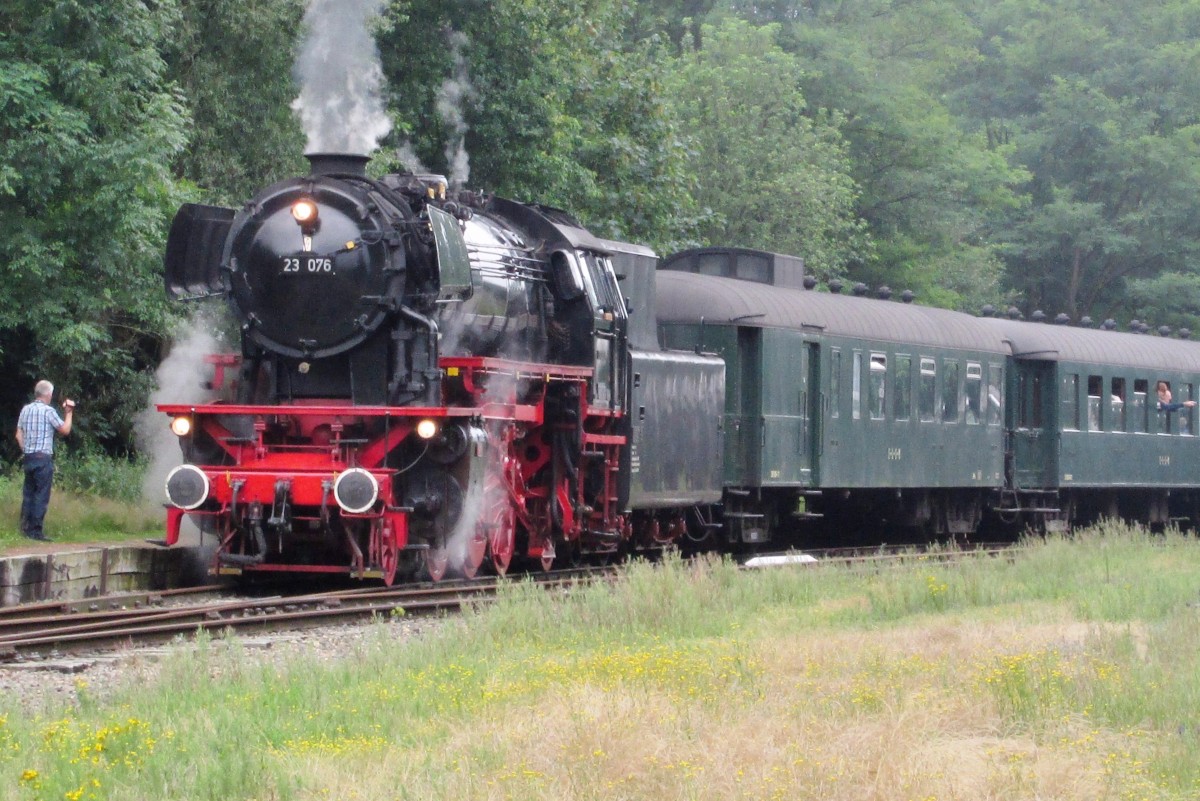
[52,449,147,503]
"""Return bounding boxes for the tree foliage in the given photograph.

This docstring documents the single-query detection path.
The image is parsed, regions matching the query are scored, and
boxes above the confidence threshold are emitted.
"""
[0,0,188,453]
[374,0,699,251]
[745,0,1025,309]
[953,0,1200,326]
[661,19,867,279]
[162,0,308,202]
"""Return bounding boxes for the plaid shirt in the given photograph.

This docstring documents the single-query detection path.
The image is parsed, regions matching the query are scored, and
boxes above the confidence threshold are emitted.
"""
[17,400,65,455]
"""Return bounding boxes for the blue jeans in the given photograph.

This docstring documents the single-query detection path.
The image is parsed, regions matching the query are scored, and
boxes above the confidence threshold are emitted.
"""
[20,453,54,539]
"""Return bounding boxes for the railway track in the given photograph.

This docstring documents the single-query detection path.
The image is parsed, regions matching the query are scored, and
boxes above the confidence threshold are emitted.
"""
[0,569,610,660]
[0,544,1014,661]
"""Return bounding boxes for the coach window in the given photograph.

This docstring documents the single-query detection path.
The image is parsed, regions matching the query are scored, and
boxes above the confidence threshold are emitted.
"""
[1110,378,1126,431]
[869,353,886,420]
[1132,379,1149,433]
[735,253,770,283]
[965,363,983,424]
[1018,368,1045,429]
[697,252,728,276]
[894,355,912,421]
[1062,374,1080,431]
[987,364,1003,425]
[942,360,960,423]
[919,358,936,421]
[830,349,840,419]
[852,351,863,420]
[1087,376,1102,431]
[1185,383,1196,435]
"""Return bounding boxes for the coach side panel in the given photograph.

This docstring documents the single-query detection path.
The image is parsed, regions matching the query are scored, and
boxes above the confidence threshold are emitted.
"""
[818,336,1005,490]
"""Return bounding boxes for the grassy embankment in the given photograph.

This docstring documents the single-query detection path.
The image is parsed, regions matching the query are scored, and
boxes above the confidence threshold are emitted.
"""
[0,455,159,548]
[4,521,1200,800]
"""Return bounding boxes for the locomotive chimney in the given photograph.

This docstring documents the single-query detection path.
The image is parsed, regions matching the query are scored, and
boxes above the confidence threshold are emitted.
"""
[305,152,370,177]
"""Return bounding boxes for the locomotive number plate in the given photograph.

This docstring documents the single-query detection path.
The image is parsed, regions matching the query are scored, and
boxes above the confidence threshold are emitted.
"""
[279,256,335,275]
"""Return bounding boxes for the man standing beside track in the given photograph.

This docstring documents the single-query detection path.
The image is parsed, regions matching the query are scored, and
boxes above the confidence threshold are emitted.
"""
[14,380,75,541]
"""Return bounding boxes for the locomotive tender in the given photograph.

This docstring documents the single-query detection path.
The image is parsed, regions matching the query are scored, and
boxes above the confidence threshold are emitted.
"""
[159,154,1200,583]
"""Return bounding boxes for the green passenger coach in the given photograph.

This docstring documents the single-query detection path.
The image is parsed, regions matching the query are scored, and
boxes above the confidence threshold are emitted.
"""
[980,319,1200,526]
[655,247,1200,548]
[656,259,1011,543]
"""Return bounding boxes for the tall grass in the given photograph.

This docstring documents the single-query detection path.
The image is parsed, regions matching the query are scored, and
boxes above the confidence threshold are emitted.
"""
[3,523,1200,800]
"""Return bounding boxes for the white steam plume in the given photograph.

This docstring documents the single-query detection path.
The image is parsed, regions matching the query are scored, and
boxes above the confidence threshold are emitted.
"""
[393,31,474,181]
[292,0,392,154]
[135,312,222,539]
[436,30,475,187]
[396,141,429,173]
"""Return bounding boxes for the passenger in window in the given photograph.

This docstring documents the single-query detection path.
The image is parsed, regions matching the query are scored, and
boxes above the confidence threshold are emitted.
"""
[1156,381,1196,413]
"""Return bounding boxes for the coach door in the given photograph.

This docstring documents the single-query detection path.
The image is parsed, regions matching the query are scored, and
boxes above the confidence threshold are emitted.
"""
[761,335,817,485]
[725,327,762,485]
[1011,359,1057,487]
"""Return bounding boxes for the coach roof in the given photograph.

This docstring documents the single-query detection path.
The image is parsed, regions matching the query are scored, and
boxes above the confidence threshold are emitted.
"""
[654,271,1009,353]
[979,317,1200,372]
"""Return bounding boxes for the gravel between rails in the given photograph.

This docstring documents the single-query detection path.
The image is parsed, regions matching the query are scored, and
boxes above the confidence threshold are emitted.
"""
[0,615,438,717]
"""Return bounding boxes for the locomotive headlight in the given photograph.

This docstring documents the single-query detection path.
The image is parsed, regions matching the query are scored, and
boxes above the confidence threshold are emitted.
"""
[165,464,210,510]
[416,418,439,440]
[333,468,379,514]
[170,416,192,437]
[291,199,318,225]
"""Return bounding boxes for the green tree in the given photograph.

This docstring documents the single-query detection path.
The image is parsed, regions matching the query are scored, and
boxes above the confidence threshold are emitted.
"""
[955,0,1200,324]
[162,0,307,202]
[1127,272,1200,335]
[662,18,867,279]
[625,0,719,52]
[374,0,698,251]
[0,0,188,453]
[691,0,1020,308]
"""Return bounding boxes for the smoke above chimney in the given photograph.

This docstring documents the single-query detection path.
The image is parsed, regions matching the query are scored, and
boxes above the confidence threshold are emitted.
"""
[291,0,392,155]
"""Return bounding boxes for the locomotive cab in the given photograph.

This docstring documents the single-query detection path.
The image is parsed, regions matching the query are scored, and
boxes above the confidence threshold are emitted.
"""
[482,197,629,413]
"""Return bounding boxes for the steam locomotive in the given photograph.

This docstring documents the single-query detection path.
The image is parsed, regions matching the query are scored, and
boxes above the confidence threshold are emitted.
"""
[161,153,1200,584]
[160,153,722,583]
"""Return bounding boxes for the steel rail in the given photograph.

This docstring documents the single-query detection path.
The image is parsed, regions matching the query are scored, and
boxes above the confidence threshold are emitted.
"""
[0,569,609,659]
